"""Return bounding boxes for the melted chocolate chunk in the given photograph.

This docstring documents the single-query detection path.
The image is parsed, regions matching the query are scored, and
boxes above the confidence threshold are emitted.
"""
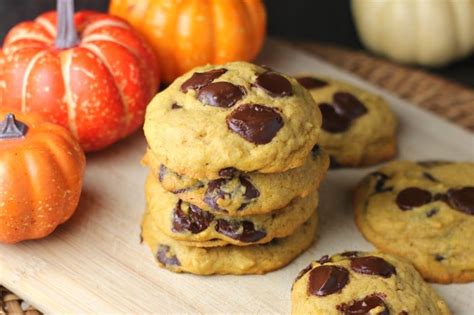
[350,256,396,278]
[308,265,349,296]
[423,172,438,182]
[433,193,449,203]
[341,251,361,258]
[197,82,245,108]
[171,103,182,110]
[399,312,409,315]
[446,187,474,215]
[227,104,283,144]
[371,172,392,194]
[329,155,343,169]
[435,254,445,262]
[215,219,266,242]
[338,294,389,315]
[180,68,227,92]
[317,255,331,264]
[311,145,321,159]
[296,77,328,89]
[396,187,432,210]
[319,103,351,133]
[172,201,214,234]
[254,71,293,97]
[204,175,260,212]
[156,245,180,266]
[426,208,439,218]
[218,167,239,178]
[333,92,368,120]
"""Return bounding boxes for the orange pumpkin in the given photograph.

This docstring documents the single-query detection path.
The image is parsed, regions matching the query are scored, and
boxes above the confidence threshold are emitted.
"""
[109,0,266,83]
[0,0,160,152]
[0,111,85,243]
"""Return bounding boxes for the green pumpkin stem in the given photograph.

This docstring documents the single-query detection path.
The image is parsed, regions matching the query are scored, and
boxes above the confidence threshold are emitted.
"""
[55,0,79,49]
[0,114,28,139]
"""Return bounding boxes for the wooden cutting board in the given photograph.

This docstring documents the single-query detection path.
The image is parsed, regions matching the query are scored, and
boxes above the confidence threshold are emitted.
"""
[0,39,472,314]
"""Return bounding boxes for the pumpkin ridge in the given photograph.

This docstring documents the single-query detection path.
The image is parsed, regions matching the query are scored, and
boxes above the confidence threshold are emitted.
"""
[82,18,130,36]
[36,16,57,38]
[80,43,130,134]
[59,50,79,139]
[21,50,48,113]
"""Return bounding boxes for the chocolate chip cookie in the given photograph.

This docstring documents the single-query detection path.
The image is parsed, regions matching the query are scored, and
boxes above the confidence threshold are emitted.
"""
[141,210,318,275]
[144,173,318,247]
[296,76,397,167]
[354,161,474,283]
[144,62,322,179]
[143,145,329,216]
[291,251,451,315]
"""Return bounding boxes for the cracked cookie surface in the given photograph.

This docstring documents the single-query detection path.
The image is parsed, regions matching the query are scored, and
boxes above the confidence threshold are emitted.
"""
[353,161,474,283]
[144,62,322,179]
[291,251,451,315]
[297,76,397,167]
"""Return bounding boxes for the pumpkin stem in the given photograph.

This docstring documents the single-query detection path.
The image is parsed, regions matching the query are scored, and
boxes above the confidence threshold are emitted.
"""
[0,114,28,139]
[55,0,79,49]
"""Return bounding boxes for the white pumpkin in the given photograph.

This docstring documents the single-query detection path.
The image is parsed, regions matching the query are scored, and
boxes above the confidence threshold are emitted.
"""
[351,0,474,67]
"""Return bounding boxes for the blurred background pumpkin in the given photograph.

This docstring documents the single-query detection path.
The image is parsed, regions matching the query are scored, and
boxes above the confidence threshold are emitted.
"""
[109,0,266,83]
[0,0,472,88]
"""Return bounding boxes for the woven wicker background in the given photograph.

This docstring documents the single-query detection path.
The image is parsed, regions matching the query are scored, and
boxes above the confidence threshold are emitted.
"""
[1,43,472,315]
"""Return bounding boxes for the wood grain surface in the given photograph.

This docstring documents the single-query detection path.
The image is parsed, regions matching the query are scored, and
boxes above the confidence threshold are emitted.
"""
[0,40,472,314]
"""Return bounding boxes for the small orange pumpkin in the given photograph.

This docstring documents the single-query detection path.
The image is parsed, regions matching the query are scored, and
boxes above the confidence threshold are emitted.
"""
[0,111,85,243]
[109,0,266,83]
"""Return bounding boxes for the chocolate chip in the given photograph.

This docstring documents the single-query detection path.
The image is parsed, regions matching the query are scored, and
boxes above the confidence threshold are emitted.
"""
[435,254,445,262]
[423,172,438,182]
[227,104,283,144]
[329,155,343,169]
[215,219,266,242]
[218,167,239,178]
[158,164,167,182]
[333,92,368,120]
[446,187,474,215]
[426,208,439,218]
[311,145,321,159]
[399,312,408,315]
[156,245,180,266]
[204,175,260,212]
[197,82,245,108]
[308,265,349,296]
[171,103,182,109]
[180,68,227,92]
[338,294,389,315]
[317,255,331,264]
[351,256,396,278]
[371,172,393,194]
[255,71,293,97]
[294,264,313,285]
[433,193,449,203]
[296,76,328,89]
[319,103,351,133]
[172,201,214,234]
[341,251,361,258]
[396,187,432,210]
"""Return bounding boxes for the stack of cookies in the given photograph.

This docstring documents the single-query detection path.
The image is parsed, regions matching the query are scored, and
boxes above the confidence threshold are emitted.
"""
[141,62,329,275]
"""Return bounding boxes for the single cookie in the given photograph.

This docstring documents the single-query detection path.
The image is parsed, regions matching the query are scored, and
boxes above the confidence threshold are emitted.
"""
[291,251,451,315]
[296,76,397,167]
[141,211,318,275]
[144,62,322,179]
[143,145,328,216]
[354,160,474,283]
[145,173,318,247]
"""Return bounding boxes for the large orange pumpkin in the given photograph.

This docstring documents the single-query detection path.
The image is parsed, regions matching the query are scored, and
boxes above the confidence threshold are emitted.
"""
[109,0,266,83]
[0,0,160,151]
[0,111,85,243]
